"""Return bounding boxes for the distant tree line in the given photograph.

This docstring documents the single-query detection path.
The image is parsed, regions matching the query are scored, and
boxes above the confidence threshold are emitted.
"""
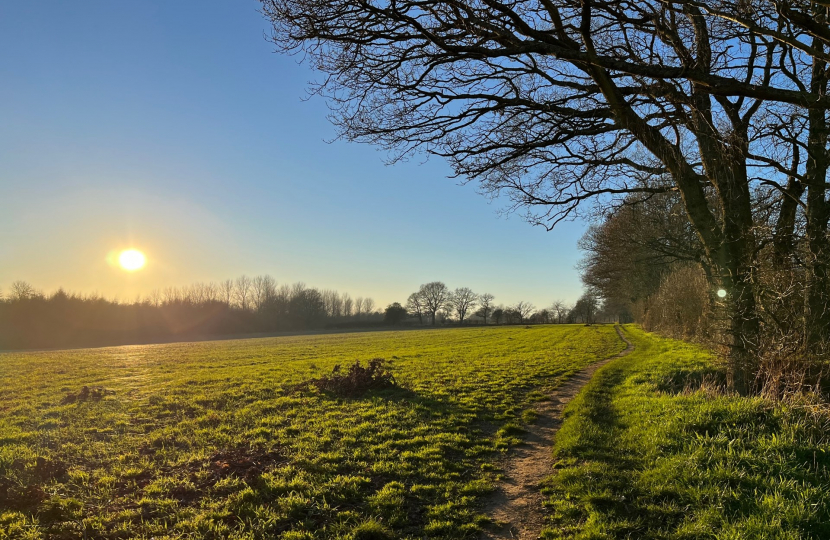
[0,277,594,350]
[400,281,600,327]
[0,277,379,350]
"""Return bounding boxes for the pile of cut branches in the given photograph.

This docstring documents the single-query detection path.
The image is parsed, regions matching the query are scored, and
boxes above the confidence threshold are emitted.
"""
[306,359,397,397]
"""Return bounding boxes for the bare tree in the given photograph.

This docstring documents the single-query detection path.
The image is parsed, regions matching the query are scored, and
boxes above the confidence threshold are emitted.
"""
[354,297,365,319]
[220,279,234,307]
[504,307,522,325]
[262,0,830,390]
[475,293,495,324]
[194,282,220,305]
[263,276,278,308]
[418,282,450,326]
[321,289,343,318]
[145,289,162,308]
[342,294,353,318]
[187,283,206,305]
[9,281,35,301]
[250,276,266,311]
[203,282,219,303]
[448,287,478,324]
[514,301,536,324]
[363,297,375,315]
[551,301,568,324]
[273,283,293,318]
[330,291,344,318]
[406,292,426,325]
[290,282,308,297]
[251,275,277,312]
[235,275,253,311]
[162,286,181,305]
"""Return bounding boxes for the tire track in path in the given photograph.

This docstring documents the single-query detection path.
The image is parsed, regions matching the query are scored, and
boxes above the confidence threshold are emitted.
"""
[480,325,634,539]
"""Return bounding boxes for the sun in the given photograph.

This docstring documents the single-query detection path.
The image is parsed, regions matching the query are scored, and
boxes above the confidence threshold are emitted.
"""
[118,249,146,271]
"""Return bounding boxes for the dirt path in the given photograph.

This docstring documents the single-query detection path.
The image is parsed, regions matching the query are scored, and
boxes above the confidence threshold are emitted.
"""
[480,325,634,539]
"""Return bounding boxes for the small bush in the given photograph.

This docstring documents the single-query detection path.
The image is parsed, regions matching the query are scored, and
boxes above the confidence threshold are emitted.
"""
[641,264,711,341]
[307,359,397,397]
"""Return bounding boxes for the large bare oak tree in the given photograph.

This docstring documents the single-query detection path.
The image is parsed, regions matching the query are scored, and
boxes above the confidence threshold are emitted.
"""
[262,0,830,392]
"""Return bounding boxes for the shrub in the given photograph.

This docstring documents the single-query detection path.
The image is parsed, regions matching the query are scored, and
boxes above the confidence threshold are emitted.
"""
[641,264,711,341]
[307,359,397,397]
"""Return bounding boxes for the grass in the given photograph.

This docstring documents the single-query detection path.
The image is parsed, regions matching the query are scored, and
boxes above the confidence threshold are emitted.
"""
[542,325,830,540]
[0,324,624,539]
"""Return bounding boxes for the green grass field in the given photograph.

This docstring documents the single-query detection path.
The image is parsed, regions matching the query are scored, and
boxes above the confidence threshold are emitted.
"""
[6,325,830,540]
[543,326,830,540]
[0,325,625,539]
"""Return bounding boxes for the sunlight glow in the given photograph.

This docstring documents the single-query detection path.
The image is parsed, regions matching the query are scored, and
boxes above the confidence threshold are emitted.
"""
[717,289,727,298]
[118,249,146,271]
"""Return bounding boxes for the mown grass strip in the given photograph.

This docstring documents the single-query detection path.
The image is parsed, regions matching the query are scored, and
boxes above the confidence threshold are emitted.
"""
[542,326,830,540]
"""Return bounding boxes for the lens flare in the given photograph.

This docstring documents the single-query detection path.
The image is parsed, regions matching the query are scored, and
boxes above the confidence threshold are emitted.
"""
[717,289,727,298]
[118,249,146,271]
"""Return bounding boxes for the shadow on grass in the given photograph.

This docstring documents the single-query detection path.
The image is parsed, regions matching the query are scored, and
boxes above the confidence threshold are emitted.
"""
[542,335,830,540]
[655,365,727,395]
[543,358,689,538]
[555,362,630,463]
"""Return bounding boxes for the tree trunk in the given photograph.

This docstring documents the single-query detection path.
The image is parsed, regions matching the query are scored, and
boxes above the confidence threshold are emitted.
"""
[804,37,830,353]
[705,159,759,392]
[804,173,830,352]
[804,221,830,351]
[772,177,804,267]
[715,176,761,394]
[717,264,760,394]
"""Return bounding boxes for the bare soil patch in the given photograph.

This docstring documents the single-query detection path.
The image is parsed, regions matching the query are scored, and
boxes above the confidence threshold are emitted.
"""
[480,326,634,539]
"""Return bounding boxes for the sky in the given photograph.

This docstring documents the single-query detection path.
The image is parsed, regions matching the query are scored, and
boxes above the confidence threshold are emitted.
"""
[0,1,589,309]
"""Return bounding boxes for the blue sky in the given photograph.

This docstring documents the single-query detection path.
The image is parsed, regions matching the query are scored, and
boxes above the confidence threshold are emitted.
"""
[0,1,588,308]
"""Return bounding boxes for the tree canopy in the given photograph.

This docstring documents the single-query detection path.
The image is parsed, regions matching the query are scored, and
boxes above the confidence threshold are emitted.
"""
[262,0,830,392]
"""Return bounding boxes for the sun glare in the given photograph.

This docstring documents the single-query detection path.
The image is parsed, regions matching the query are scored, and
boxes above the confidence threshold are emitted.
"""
[118,249,146,271]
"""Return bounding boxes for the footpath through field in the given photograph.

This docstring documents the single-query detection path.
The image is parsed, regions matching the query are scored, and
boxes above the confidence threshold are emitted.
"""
[481,325,634,539]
